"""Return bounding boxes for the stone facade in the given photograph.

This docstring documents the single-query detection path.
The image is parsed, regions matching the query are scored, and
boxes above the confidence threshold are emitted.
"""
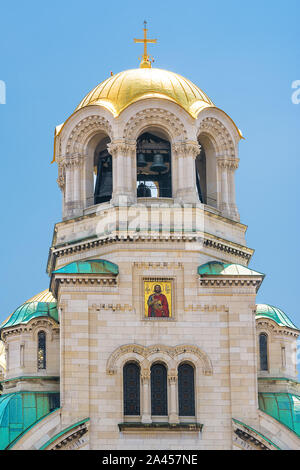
[1,66,299,450]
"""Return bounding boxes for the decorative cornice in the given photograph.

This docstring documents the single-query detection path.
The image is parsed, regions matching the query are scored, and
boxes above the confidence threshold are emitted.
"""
[256,319,299,338]
[1,375,59,384]
[40,419,89,450]
[51,274,118,297]
[50,233,252,263]
[89,303,133,312]
[1,317,59,341]
[118,422,203,432]
[184,304,229,312]
[134,262,183,269]
[232,419,280,450]
[199,278,262,290]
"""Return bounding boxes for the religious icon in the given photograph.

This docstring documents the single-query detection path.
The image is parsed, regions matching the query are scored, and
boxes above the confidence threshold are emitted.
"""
[144,281,172,318]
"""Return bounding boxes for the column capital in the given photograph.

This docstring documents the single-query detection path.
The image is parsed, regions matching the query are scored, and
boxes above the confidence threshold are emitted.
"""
[173,141,200,159]
[108,140,136,158]
[168,369,178,384]
[56,175,65,191]
[217,156,239,170]
[141,369,151,383]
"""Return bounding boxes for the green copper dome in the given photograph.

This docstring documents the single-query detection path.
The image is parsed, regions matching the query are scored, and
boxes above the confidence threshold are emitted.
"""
[256,304,298,330]
[259,393,300,437]
[53,259,119,275]
[0,290,58,331]
[0,392,59,450]
[198,261,264,277]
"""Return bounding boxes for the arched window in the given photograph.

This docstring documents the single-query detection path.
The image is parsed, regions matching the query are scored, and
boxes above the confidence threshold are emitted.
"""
[151,363,168,415]
[37,331,46,370]
[123,362,140,415]
[259,333,268,371]
[136,132,172,198]
[178,363,195,416]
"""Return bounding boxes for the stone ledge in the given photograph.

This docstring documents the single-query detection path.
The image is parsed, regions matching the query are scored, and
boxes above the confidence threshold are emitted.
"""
[118,422,203,432]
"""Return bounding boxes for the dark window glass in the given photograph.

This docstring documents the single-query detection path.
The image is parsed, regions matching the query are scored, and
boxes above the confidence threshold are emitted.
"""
[178,363,195,416]
[37,331,46,370]
[151,363,168,415]
[259,333,268,371]
[123,362,140,415]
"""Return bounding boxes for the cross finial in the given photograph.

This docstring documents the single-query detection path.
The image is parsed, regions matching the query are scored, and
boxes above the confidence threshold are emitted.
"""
[134,21,157,68]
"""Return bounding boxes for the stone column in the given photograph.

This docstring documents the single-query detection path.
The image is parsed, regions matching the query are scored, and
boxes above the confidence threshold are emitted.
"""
[227,158,240,221]
[108,141,136,205]
[217,157,239,220]
[141,369,152,423]
[168,369,179,424]
[73,154,84,208]
[173,141,200,204]
[56,159,66,217]
[59,154,84,219]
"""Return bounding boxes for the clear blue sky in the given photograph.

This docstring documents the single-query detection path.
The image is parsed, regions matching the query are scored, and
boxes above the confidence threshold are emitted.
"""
[0,0,299,326]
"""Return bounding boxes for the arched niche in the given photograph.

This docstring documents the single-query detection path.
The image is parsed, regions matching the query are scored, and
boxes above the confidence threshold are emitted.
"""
[196,134,217,209]
[85,132,112,207]
[136,128,172,199]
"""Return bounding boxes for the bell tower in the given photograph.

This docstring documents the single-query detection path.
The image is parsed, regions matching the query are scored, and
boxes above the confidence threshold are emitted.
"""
[48,27,262,450]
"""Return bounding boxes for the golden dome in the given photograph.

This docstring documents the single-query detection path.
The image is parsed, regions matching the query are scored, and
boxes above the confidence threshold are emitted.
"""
[75,68,214,118]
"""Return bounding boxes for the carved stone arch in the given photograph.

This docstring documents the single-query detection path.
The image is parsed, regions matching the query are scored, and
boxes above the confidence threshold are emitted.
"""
[197,117,235,157]
[123,108,187,142]
[256,320,276,337]
[30,318,59,342]
[106,343,213,376]
[66,115,114,156]
[118,352,144,371]
[107,344,147,375]
[144,352,174,371]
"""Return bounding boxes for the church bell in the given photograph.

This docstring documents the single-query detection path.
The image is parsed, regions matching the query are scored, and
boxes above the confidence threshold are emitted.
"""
[150,154,167,173]
[94,155,113,204]
[137,153,147,167]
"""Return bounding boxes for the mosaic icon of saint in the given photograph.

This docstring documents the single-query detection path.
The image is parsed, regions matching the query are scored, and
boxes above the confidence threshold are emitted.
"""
[147,284,170,317]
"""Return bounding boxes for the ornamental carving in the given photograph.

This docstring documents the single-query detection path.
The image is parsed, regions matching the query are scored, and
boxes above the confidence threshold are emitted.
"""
[123,108,187,141]
[107,141,136,158]
[256,319,299,338]
[60,153,85,169]
[66,115,113,155]
[172,141,201,159]
[197,117,235,157]
[106,343,213,376]
[217,156,239,170]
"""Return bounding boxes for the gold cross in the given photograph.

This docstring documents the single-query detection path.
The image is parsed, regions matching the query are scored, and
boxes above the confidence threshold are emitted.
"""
[134,21,157,68]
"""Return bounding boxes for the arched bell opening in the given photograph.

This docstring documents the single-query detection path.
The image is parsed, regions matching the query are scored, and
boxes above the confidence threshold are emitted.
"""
[196,135,217,209]
[85,132,112,208]
[136,131,172,199]
[93,136,112,204]
[195,146,207,204]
